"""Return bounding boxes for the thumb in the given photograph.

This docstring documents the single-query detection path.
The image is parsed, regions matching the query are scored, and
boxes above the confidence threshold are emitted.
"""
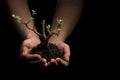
[63,44,70,62]
[20,46,30,58]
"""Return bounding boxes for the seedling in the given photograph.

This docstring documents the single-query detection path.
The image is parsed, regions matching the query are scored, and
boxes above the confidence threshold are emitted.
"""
[12,10,64,62]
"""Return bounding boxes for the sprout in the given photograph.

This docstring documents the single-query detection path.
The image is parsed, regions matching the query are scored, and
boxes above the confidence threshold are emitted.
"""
[57,19,63,25]
[12,14,22,23]
[32,9,37,15]
[12,10,63,46]
[30,17,34,20]
[12,14,15,18]
[29,17,35,22]
[56,28,61,33]
[46,24,51,30]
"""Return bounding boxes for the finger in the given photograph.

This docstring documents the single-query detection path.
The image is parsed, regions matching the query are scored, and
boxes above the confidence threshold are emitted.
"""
[43,62,48,67]
[47,62,51,66]
[30,60,41,64]
[21,46,29,55]
[56,58,69,66]
[63,44,70,62]
[41,58,48,66]
[26,54,41,61]
[30,58,47,66]
[20,46,30,59]
[49,59,58,65]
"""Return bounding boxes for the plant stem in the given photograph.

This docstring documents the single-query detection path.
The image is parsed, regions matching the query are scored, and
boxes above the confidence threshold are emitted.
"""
[21,22,42,36]
[41,20,47,41]
[44,32,59,46]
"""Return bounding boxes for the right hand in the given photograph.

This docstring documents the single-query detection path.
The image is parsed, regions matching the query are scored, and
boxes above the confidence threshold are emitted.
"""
[20,38,48,66]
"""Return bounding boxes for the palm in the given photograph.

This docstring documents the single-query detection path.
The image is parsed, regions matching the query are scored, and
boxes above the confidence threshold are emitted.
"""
[48,42,70,66]
[20,39,48,66]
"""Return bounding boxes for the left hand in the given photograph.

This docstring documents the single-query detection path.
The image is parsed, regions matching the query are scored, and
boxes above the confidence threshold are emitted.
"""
[48,41,70,66]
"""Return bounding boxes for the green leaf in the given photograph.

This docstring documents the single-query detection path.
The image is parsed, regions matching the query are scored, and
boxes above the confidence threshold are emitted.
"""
[29,17,35,22]
[15,16,21,20]
[32,9,37,15]
[57,19,63,25]
[56,28,61,33]
[15,16,22,23]
[46,24,51,30]
[12,14,22,23]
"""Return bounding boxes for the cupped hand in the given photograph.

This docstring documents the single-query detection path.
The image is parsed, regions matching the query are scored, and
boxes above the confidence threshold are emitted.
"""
[20,38,48,66]
[48,41,70,67]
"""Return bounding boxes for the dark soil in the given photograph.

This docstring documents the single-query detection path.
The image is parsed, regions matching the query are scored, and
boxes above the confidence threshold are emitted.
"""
[31,43,64,62]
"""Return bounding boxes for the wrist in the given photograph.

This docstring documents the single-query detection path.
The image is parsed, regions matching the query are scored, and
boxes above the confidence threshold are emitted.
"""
[24,37,41,44]
[48,35,65,44]
[25,32,39,40]
[22,37,41,48]
[23,32,41,42]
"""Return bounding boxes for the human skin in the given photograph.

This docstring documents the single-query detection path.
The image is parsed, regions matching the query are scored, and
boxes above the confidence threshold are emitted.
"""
[6,0,83,66]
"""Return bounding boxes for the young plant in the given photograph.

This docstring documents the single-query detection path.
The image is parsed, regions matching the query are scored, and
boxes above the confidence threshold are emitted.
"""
[12,10,64,62]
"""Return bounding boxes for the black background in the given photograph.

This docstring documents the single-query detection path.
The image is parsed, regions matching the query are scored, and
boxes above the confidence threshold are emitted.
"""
[0,0,115,80]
